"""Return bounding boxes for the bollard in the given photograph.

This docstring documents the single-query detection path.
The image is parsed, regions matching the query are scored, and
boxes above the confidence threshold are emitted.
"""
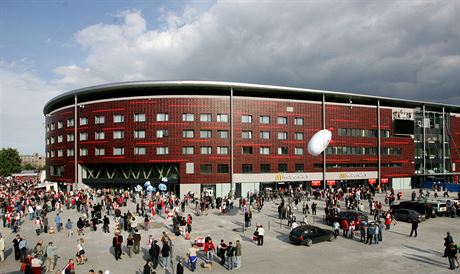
[242,223,245,235]
[268,221,270,231]
[280,218,282,228]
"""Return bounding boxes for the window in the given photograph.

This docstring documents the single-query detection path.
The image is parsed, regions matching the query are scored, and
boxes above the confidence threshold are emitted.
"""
[241,115,252,123]
[113,114,124,123]
[295,164,304,172]
[260,147,270,155]
[201,146,212,155]
[134,147,146,155]
[295,132,304,140]
[218,130,228,139]
[294,117,304,125]
[50,150,55,157]
[295,147,304,155]
[182,113,194,122]
[50,123,55,130]
[80,148,88,156]
[95,131,105,140]
[46,125,50,132]
[242,130,252,139]
[67,149,74,157]
[182,147,194,155]
[95,115,105,124]
[67,118,74,127]
[79,132,88,141]
[57,121,63,129]
[67,133,74,142]
[278,164,288,172]
[135,130,146,139]
[57,149,63,157]
[277,117,287,125]
[46,151,50,158]
[156,129,169,138]
[134,113,146,122]
[242,164,253,173]
[200,164,212,174]
[46,138,50,145]
[80,117,88,126]
[113,130,124,139]
[217,114,228,122]
[260,164,270,173]
[278,147,288,155]
[242,146,253,155]
[217,164,229,173]
[51,137,55,144]
[113,147,124,156]
[260,131,270,139]
[57,135,63,143]
[200,113,212,122]
[217,146,229,155]
[156,113,169,121]
[95,148,105,156]
[200,130,212,138]
[157,147,169,155]
[260,115,270,124]
[278,132,287,140]
[183,130,194,138]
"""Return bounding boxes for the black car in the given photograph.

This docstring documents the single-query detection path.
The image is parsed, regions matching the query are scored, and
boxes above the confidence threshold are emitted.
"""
[391,201,435,218]
[393,208,426,223]
[325,210,368,229]
[289,225,335,246]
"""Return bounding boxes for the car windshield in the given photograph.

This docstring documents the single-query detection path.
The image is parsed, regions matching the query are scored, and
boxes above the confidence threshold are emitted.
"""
[358,215,367,221]
[291,228,304,237]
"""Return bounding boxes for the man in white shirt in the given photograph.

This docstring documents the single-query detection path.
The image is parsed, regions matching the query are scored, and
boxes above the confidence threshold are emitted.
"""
[257,225,265,246]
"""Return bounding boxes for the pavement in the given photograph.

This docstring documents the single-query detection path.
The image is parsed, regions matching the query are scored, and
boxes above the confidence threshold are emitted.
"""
[0,189,459,274]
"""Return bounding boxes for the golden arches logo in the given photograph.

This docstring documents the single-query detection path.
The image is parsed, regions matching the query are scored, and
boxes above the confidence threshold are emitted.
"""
[275,174,283,181]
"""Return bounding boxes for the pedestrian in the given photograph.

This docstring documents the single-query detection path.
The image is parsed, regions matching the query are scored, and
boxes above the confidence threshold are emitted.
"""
[187,214,193,233]
[446,242,458,270]
[0,233,4,262]
[366,224,375,245]
[187,243,198,272]
[19,236,28,262]
[34,217,42,236]
[176,259,184,274]
[149,240,160,269]
[31,254,43,274]
[75,238,87,265]
[444,232,454,257]
[311,202,317,215]
[257,225,265,246]
[204,237,215,262]
[77,217,85,236]
[133,229,141,254]
[65,219,73,237]
[63,258,75,274]
[112,233,123,261]
[410,219,418,237]
[127,234,134,257]
[13,234,22,261]
[226,242,235,270]
[160,240,170,270]
[32,239,44,258]
[235,240,242,270]
[45,241,57,272]
[333,221,340,239]
[54,214,62,233]
[103,216,110,233]
[217,240,227,265]
[360,224,366,242]
[143,259,154,274]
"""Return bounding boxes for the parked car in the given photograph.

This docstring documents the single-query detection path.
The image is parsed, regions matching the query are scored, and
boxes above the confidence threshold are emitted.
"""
[289,225,335,246]
[391,201,435,218]
[393,208,426,223]
[325,210,368,229]
[429,200,448,216]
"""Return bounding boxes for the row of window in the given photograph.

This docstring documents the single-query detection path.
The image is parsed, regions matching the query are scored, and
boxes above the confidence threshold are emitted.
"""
[338,128,390,138]
[313,163,403,168]
[46,113,306,131]
[46,130,308,144]
[325,146,402,156]
[201,163,305,174]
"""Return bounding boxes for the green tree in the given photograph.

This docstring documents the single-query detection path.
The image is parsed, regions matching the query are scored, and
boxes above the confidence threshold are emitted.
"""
[22,162,36,170]
[0,148,22,176]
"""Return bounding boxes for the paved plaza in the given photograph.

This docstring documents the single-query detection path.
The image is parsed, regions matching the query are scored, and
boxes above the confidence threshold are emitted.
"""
[0,190,458,274]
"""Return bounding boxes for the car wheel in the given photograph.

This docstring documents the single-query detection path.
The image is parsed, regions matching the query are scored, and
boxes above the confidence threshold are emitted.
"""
[305,238,313,247]
[328,234,334,241]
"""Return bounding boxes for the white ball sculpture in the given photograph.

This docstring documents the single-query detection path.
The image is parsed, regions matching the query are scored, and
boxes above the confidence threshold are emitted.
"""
[307,129,332,156]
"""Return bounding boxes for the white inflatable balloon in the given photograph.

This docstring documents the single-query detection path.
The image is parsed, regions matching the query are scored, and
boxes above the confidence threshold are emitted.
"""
[308,129,332,156]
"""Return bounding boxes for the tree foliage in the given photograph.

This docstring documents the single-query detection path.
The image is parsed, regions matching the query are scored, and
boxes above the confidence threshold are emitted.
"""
[0,148,22,176]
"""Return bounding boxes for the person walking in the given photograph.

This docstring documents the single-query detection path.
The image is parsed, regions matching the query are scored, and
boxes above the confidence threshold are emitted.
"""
[126,234,134,257]
[65,219,73,237]
[19,236,28,262]
[160,240,170,270]
[446,242,458,270]
[54,214,62,233]
[112,233,123,261]
[204,237,215,262]
[444,232,454,257]
[217,240,227,266]
[187,243,198,272]
[143,259,154,274]
[226,242,236,270]
[133,229,141,254]
[34,217,42,236]
[0,233,5,262]
[77,217,85,236]
[13,234,22,261]
[410,219,418,237]
[45,241,57,273]
[76,238,87,265]
[257,225,265,246]
[311,202,317,215]
[149,240,160,269]
[176,259,184,274]
[103,216,110,233]
[235,240,242,270]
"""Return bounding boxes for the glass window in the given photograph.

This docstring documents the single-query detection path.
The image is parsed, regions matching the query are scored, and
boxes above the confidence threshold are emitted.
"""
[46,138,50,145]
[57,135,63,143]
[113,114,124,123]
[113,130,124,139]
[277,117,287,125]
[260,115,270,124]
[80,117,88,126]
[67,118,74,127]
[155,130,167,138]
[135,130,146,139]
[95,148,105,156]
[50,137,55,144]
[260,164,270,173]
[200,146,212,155]
[278,147,288,155]
[113,147,124,156]
[241,115,252,123]
[217,164,229,173]
[294,132,304,140]
[200,113,212,122]
[295,164,304,172]
[67,149,74,157]
[218,130,228,139]
[260,147,270,155]
[79,132,88,141]
[200,164,212,174]
[182,147,194,155]
[50,123,55,130]
[95,115,105,124]
[57,121,63,129]
[80,148,88,156]
[200,130,212,138]
[156,147,169,155]
[134,147,146,155]
[294,117,304,125]
[295,147,304,155]
[242,130,253,139]
[57,149,63,157]
[67,134,74,142]
[242,146,253,155]
[156,113,169,121]
[217,114,228,122]
[242,164,253,173]
[50,150,55,157]
[260,131,270,139]
[182,113,194,122]
[278,164,288,172]
[278,132,287,140]
[46,125,50,132]
[217,146,229,155]
[134,113,146,122]
[95,131,105,140]
[183,130,194,138]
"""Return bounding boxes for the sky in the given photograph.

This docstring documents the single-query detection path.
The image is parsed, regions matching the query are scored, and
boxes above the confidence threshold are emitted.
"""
[0,0,459,155]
